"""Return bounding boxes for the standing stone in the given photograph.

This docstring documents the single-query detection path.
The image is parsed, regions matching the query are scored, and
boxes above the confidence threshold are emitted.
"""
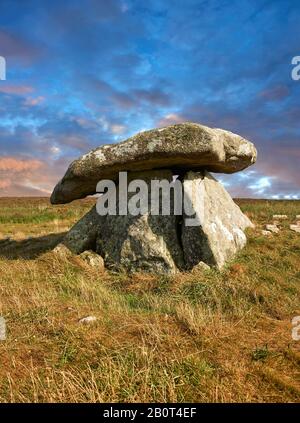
[62,206,100,254]
[56,169,254,273]
[95,170,184,274]
[59,169,185,274]
[182,171,253,269]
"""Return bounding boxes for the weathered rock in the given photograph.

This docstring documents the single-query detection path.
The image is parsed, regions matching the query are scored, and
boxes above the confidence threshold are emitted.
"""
[55,168,254,273]
[191,261,211,273]
[181,171,253,269]
[53,243,72,256]
[79,250,105,269]
[78,316,97,325]
[58,169,184,274]
[51,122,257,204]
[290,224,300,233]
[265,224,280,234]
[273,215,288,220]
[61,206,100,254]
[95,170,185,274]
[261,230,272,236]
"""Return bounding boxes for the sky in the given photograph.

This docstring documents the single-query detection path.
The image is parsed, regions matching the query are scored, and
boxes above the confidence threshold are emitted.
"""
[0,0,299,199]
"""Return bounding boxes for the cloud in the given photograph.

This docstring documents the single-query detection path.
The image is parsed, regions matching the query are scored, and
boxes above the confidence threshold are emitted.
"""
[0,179,11,189]
[0,155,70,197]
[157,113,187,127]
[24,96,45,106]
[0,85,34,95]
[132,88,171,106]
[81,77,172,110]
[248,176,273,194]
[259,85,290,102]
[0,157,42,172]
[110,124,127,135]
[0,29,42,64]
[0,156,46,196]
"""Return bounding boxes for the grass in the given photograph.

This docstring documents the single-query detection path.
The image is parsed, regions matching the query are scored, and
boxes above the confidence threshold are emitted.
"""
[0,197,299,402]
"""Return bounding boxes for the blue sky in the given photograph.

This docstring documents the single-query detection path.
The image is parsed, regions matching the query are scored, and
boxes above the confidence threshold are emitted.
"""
[0,0,299,198]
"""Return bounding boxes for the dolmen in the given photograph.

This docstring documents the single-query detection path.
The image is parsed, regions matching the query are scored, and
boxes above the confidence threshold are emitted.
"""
[51,122,257,274]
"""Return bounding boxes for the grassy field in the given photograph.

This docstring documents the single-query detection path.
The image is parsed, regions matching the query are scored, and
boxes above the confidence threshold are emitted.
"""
[0,197,299,403]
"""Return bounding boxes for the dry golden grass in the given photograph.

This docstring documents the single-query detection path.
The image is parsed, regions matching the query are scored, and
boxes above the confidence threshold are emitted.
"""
[0,197,299,403]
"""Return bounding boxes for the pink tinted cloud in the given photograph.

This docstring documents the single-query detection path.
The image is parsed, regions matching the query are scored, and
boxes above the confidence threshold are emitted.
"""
[157,113,187,127]
[24,96,45,106]
[0,85,34,95]
[0,30,41,64]
[0,157,43,172]
[0,156,71,197]
[0,179,11,189]
[259,85,290,102]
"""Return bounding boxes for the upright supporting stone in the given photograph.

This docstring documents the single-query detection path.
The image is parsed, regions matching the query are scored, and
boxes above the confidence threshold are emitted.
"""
[182,171,254,269]
[61,206,100,254]
[95,170,184,274]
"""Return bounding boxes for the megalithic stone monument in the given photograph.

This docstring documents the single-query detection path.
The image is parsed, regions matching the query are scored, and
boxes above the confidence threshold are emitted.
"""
[51,123,257,274]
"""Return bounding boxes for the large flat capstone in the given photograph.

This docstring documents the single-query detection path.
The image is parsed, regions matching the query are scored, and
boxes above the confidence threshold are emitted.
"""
[51,122,257,204]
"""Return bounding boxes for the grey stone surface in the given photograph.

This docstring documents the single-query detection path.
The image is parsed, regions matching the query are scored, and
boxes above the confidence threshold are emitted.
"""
[58,169,185,274]
[181,171,253,269]
[53,243,72,256]
[61,206,100,254]
[78,316,97,325]
[57,169,253,273]
[265,224,280,234]
[79,250,105,269]
[273,215,287,220]
[290,224,300,233]
[191,261,211,272]
[261,230,272,236]
[51,122,257,204]
[95,170,185,274]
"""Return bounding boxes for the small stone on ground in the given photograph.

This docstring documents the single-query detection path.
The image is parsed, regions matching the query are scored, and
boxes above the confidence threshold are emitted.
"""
[79,250,105,269]
[53,243,72,257]
[191,261,211,272]
[290,225,300,233]
[265,224,280,234]
[78,316,97,325]
[261,230,272,236]
[272,215,287,220]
